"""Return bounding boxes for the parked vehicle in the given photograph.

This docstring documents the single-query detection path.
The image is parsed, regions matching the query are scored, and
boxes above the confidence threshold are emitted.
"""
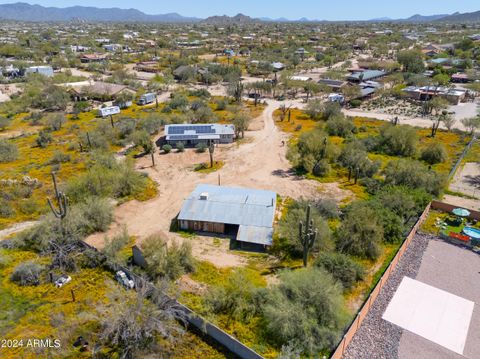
[115,270,135,289]
[54,275,72,288]
[137,92,156,105]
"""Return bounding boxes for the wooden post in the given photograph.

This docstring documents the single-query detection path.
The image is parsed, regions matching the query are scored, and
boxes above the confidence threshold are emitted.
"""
[218,174,220,186]
[71,289,76,302]
[49,272,53,283]
[110,115,114,128]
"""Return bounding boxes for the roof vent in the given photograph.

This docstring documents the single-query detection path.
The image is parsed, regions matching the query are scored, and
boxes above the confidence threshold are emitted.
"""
[199,192,209,200]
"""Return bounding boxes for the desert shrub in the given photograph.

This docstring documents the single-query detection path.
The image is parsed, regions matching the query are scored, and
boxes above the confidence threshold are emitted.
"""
[11,261,44,286]
[0,199,14,217]
[141,234,196,281]
[102,228,130,263]
[312,158,330,177]
[66,157,146,202]
[176,142,185,152]
[188,88,211,99]
[205,268,263,321]
[314,252,365,290]
[78,197,113,233]
[0,115,10,130]
[314,198,339,219]
[287,128,337,173]
[0,139,18,162]
[379,124,417,157]
[325,116,355,137]
[421,142,447,164]
[46,113,66,131]
[36,130,53,148]
[78,248,106,268]
[384,159,445,195]
[262,268,347,354]
[276,200,331,257]
[169,93,189,109]
[139,115,163,135]
[195,142,207,153]
[215,98,228,111]
[338,141,380,178]
[349,99,362,108]
[336,202,384,259]
[49,150,71,165]
[162,144,172,153]
[79,131,109,150]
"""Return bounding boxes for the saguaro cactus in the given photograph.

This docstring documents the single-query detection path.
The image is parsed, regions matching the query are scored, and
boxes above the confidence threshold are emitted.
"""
[208,141,215,168]
[299,205,317,267]
[47,172,68,221]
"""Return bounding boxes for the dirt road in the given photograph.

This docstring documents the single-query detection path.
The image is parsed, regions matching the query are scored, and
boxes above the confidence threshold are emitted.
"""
[85,100,350,265]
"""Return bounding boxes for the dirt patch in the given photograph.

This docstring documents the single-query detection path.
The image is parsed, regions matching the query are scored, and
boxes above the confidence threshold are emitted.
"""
[85,101,348,268]
[449,162,480,199]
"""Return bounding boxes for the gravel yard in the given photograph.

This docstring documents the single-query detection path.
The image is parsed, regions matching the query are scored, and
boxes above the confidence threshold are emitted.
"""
[344,233,480,359]
[343,233,431,359]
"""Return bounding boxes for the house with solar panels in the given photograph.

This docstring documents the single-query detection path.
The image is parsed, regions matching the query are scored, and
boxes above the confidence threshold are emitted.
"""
[164,124,235,146]
[177,184,276,250]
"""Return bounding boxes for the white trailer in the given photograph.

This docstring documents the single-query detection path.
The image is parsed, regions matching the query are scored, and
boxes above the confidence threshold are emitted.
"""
[98,106,120,117]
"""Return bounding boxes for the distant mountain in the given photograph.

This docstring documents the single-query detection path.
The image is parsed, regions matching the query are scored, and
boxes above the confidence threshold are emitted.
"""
[404,14,449,22]
[368,13,449,22]
[439,10,480,22]
[0,2,200,22]
[201,13,257,25]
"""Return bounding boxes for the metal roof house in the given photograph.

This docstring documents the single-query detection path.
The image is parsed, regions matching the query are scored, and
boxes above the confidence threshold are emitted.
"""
[178,184,276,249]
[164,124,235,146]
[347,70,387,83]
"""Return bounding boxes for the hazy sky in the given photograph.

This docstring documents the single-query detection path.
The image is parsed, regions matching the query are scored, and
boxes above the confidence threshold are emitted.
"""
[1,0,479,20]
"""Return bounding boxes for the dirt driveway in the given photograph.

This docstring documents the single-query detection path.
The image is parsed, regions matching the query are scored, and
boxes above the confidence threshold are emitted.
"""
[85,100,351,266]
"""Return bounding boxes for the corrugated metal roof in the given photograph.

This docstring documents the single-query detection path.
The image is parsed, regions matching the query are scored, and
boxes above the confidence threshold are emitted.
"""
[178,184,276,245]
[348,70,386,81]
[237,225,273,246]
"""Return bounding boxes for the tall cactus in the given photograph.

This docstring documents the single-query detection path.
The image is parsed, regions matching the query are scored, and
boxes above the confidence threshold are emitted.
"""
[208,140,215,168]
[47,172,68,221]
[299,205,317,267]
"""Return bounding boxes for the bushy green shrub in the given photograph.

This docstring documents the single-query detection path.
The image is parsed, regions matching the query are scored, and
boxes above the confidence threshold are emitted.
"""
[195,142,207,153]
[379,124,418,157]
[421,142,447,164]
[78,197,113,233]
[262,268,347,354]
[141,234,196,281]
[102,227,130,263]
[11,261,44,286]
[336,202,384,259]
[176,142,185,152]
[276,200,332,257]
[312,159,330,177]
[326,116,355,137]
[162,144,172,153]
[315,252,365,290]
[36,130,53,148]
[205,268,262,321]
[0,139,18,163]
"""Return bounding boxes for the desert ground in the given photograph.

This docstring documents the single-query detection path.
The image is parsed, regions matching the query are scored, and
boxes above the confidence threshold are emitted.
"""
[85,100,351,266]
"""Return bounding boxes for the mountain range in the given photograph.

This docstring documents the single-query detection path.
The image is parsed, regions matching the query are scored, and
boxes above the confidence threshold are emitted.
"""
[0,2,479,23]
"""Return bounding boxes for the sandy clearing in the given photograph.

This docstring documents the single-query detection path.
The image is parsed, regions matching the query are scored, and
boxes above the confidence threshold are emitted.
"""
[449,162,480,199]
[0,221,38,240]
[85,100,351,266]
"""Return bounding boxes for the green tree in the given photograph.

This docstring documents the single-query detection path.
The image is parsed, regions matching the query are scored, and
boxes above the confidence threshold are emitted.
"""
[336,202,384,259]
[397,50,425,73]
[314,252,365,290]
[262,268,347,354]
[421,142,447,164]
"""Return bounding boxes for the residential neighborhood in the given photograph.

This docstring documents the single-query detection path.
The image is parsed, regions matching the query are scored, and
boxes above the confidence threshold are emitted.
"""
[0,1,480,359]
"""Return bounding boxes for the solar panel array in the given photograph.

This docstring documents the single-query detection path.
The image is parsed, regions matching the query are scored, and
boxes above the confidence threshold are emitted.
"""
[168,125,215,135]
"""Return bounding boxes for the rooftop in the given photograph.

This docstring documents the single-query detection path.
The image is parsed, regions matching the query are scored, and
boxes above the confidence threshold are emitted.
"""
[165,124,235,141]
[347,69,387,82]
[178,184,276,246]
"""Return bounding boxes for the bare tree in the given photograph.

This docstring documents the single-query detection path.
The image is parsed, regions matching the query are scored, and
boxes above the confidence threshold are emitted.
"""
[98,281,186,359]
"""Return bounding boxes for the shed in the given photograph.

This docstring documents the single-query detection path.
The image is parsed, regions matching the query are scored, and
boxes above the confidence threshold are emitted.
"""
[178,184,276,249]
